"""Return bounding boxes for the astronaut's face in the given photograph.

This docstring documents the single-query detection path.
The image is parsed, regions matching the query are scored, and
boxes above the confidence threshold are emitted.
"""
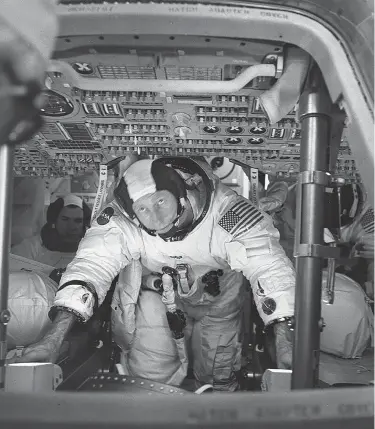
[55,206,84,243]
[132,190,178,233]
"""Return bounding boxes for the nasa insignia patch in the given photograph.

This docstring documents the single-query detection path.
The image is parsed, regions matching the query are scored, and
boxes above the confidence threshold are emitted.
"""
[97,207,114,225]
[261,297,277,315]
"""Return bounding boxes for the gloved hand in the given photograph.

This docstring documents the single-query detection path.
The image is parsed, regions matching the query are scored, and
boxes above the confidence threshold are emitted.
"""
[166,309,186,339]
[7,311,77,364]
[273,320,293,369]
[258,181,289,213]
[6,337,61,364]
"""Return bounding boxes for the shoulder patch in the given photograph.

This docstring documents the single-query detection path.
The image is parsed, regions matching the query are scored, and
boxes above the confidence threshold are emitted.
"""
[219,200,263,236]
[360,208,374,234]
[261,297,277,315]
[97,207,115,225]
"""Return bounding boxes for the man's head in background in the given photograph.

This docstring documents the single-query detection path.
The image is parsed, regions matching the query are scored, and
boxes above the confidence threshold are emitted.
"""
[43,194,91,251]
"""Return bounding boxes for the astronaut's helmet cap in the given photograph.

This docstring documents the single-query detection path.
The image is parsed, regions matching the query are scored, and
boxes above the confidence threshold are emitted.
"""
[114,158,186,219]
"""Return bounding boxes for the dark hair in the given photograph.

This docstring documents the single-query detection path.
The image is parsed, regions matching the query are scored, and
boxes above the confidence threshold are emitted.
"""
[46,197,91,229]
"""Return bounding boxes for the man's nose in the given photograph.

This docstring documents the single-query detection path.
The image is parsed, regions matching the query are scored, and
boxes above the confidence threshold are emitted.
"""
[68,221,80,232]
[152,210,166,225]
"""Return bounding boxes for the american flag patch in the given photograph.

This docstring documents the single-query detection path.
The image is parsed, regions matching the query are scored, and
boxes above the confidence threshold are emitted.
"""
[360,208,374,234]
[219,200,263,236]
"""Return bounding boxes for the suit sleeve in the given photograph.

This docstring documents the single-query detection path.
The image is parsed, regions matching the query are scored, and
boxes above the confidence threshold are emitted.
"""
[214,196,296,326]
[51,205,142,322]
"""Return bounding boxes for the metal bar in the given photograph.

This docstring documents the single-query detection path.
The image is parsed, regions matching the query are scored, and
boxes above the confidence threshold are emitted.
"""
[47,61,276,93]
[0,71,21,390]
[0,142,14,389]
[323,244,336,305]
[292,65,332,390]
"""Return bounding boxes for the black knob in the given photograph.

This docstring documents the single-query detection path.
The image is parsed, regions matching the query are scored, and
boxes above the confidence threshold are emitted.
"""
[162,266,178,277]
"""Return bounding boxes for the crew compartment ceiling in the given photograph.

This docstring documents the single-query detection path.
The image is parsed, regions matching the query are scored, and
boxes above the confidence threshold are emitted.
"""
[20,34,359,184]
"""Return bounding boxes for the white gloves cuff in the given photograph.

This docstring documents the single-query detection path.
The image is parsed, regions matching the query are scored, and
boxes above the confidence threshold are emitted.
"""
[53,284,96,322]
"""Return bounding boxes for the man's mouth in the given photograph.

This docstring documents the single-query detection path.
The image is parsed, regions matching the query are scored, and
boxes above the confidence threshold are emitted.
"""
[155,223,174,234]
[64,233,81,241]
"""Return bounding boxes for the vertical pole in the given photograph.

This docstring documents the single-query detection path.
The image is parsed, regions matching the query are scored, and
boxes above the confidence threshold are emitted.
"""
[0,71,20,390]
[291,65,332,389]
[0,142,14,390]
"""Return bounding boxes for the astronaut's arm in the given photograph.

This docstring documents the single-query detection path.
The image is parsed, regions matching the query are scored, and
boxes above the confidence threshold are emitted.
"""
[215,200,295,369]
[9,213,134,365]
[9,310,77,364]
[50,213,134,323]
[217,200,296,326]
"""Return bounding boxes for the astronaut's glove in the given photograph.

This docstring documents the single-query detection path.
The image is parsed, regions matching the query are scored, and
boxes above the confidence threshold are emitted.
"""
[259,181,289,213]
[273,320,294,370]
[166,309,186,340]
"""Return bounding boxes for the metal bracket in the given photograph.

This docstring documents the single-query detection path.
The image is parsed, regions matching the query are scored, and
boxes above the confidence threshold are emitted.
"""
[299,170,330,186]
[263,53,284,79]
[294,243,341,258]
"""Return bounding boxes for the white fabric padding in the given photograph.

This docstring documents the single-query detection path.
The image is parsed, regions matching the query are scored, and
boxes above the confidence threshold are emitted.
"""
[122,290,187,386]
[320,271,373,358]
[7,271,58,349]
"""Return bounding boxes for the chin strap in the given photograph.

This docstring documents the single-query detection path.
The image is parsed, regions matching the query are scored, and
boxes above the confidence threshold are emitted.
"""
[171,198,187,227]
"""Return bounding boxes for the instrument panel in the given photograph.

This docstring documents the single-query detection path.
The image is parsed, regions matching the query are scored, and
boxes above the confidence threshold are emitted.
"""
[18,34,359,184]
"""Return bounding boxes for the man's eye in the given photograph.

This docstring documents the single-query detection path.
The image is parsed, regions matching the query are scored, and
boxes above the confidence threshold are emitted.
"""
[138,207,146,212]
[158,199,164,205]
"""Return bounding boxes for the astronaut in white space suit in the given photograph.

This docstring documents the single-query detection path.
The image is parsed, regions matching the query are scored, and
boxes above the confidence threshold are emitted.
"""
[14,157,296,391]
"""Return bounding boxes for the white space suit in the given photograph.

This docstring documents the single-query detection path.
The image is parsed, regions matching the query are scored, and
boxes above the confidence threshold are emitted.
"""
[52,158,296,390]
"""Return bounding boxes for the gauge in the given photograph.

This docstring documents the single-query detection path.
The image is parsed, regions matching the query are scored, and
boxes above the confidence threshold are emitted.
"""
[40,90,74,117]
